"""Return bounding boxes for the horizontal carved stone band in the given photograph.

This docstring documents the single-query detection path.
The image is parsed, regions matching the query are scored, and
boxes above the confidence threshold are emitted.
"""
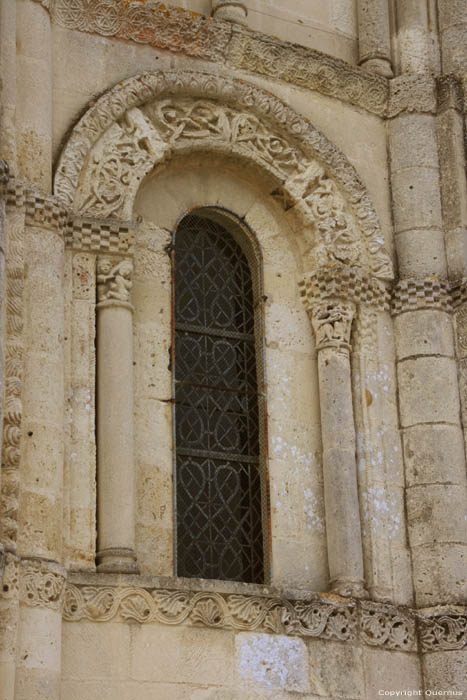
[300,265,390,311]
[47,0,388,116]
[60,579,467,654]
[391,278,452,315]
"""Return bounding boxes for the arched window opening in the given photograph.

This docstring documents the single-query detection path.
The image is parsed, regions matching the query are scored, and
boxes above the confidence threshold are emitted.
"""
[173,211,264,583]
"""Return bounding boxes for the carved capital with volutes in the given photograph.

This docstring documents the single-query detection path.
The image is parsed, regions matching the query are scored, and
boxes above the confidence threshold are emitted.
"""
[97,256,134,308]
[212,0,248,24]
[310,299,355,352]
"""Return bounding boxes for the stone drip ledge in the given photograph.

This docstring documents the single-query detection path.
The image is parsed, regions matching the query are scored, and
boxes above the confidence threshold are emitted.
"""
[42,0,389,117]
[57,571,460,655]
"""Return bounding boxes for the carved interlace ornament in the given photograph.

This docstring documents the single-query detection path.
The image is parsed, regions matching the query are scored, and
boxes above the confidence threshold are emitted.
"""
[97,257,133,303]
[49,1,388,116]
[55,71,393,281]
[310,300,355,352]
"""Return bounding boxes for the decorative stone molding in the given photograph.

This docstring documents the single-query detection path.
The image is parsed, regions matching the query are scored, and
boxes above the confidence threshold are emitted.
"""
[49,1,388,117]
[0,553,19,599]
[55,70,393,281]
[24,190,67,232]
[62,579,417,652]
[418,606,467,652]
[19,560,67,610]
[97,257,133,303]
[299,265,390,311]
[0,160,10,189]
[451,278,467,308]
[387,75,438,119]
[64,216,135,253]
[53,0,231,61]
[228,30,388,117]
[437,74,464,114]
[0,191,25,551]
[391,278,452,315]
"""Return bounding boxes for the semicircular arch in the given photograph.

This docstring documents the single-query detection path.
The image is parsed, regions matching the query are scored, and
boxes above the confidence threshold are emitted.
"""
[54,70,392,280]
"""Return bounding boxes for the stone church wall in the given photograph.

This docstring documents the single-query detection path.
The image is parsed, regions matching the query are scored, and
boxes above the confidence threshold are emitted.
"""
[0,1,466,699]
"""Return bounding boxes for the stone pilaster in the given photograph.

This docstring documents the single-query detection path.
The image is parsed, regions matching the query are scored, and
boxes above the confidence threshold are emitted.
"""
[211,0,248,25]
[96,256,138,574]
[302,288,366,598]
[357,0,393,77]
[16,0,52,191]
[389,92,467,612]
[14,559,66,700]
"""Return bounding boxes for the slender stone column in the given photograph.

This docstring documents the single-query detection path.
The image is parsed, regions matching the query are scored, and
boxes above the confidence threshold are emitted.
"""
[357,0,393,77]
[16,0,52,191]
[211,0,248,25]
[436,76,467,281]
[0,0,17,170]
[308,299,366,598]
[394,0,437,75]
[438,0,467,74]
[96,257,138,574]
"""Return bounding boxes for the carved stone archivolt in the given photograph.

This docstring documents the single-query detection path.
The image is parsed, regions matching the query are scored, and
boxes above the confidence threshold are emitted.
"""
[55,70,393,281]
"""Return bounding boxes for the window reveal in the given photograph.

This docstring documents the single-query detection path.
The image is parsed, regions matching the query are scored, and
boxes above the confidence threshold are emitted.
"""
[174,213,264,583]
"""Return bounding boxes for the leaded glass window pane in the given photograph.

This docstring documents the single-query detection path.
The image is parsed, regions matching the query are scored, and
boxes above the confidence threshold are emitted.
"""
[174,213,264,583]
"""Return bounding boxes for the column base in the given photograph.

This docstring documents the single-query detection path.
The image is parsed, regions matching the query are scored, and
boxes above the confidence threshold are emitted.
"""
[212,1,248,25]
[96,548,139,574]
[359,56,394,78]
[331,578,368,599]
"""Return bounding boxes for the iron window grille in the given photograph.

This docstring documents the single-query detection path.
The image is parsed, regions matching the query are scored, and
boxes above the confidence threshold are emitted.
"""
[173,212,264,583]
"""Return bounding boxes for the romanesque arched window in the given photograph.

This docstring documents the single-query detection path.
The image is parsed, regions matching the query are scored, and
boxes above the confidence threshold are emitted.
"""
[173,211,264,583]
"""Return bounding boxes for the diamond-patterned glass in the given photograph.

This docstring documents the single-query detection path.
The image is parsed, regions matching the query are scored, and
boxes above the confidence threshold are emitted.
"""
[174,214,264,583]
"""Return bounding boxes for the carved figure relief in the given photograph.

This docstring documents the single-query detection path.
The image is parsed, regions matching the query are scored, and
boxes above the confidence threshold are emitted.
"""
[97,257,133,303]
[311,301,355,350]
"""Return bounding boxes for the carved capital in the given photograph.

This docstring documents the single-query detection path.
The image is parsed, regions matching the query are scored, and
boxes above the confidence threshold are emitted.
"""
[437,74,464,114]
[97,256,133,305]
[19,559,67,610]
[310,300,355,352]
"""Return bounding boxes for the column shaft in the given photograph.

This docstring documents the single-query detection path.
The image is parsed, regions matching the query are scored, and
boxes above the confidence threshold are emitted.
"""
[394,0,437,75]
[438,0,467,73]
[357,0,393,77]
[318,347,365,594]
[16,0,52,191]
[96,258,138,573]
[0,0,17,169]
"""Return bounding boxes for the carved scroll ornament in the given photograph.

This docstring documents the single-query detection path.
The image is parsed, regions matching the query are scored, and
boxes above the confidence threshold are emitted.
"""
[55,71,393,281]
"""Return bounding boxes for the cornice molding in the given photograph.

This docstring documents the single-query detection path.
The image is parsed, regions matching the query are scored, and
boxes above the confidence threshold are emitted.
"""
[60,574,467,655]
[49,0,388,117]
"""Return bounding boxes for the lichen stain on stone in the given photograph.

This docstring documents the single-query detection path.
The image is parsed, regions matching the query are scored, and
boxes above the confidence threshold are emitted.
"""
[238,633,308,692]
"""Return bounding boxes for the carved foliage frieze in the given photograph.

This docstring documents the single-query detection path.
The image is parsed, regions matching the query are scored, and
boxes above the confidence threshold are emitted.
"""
[418,608,467,652]
[55,71,393,280]
[19,561,67,610]
[53,0,231,61]
[62,582,418,652]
